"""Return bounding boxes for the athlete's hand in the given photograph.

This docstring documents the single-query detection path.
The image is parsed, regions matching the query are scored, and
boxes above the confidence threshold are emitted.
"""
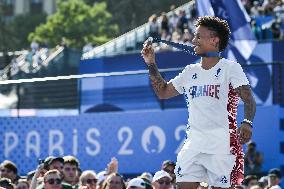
[141,37,156,65]
[238,123,252,144]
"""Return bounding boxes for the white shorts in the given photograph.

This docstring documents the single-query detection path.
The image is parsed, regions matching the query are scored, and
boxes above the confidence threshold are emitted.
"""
[175,149,236,188]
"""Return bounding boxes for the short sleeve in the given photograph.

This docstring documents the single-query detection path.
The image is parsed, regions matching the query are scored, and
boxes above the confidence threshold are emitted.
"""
[229,62,249,89]
[168,66,189,94]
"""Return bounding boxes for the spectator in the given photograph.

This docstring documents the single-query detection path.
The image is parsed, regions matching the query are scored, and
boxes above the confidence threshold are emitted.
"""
[177,10,188,34]
[250,185,262,189]
[250,1,261,16]
[151,170,172,189]
[168,12,179,34]
[83,43,93,54]
[44,156,64,173]
[30,41,39,54]
[63,156,80,187]
[43,170,63,189]
[258,176,268,189]
[97,171,107,189]
[160,13,170,35]
[271,19,283,39]
[188,6,197,32]
[101,173,126,189]
[267,168,282,189]
[182,29,193,45]
[244,142,264,176]
[161,160,175,186]
[27,170,36,186]
[0,160,19,184]
[148,14,160,39]
[242,175,259,189]
[171,31,182,44]
[79,170,97,189]
[251,20,263,40]
[0,178,15,189]
[126,178,146,189]
[140,172,153,189]
[35,157,72,189]
[15,179,29,189]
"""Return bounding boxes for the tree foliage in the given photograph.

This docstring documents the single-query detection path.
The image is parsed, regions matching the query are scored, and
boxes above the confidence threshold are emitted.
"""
[29,0,118,49]
[85,0,190,33]
[9,13,47,50]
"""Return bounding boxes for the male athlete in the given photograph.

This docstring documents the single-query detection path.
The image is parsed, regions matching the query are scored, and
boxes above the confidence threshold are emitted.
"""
[141,16,256,189]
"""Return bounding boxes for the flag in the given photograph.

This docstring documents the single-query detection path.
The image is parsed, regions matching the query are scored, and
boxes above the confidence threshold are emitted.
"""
[196,0,272,105]
[196,0,257,61]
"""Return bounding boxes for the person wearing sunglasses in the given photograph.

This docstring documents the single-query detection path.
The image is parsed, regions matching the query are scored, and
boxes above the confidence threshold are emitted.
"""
[161,160,176,186]
[43,170,63,189]
[152,170,172,189]
[78,170,98,189]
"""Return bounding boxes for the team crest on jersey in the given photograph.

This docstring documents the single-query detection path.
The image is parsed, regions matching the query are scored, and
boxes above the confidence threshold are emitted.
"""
[192,73,197,79]
[177,166,183,177]
[215,68,221,79]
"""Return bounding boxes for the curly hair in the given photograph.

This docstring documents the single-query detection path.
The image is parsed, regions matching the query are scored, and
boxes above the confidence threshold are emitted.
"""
[195,16,231,51]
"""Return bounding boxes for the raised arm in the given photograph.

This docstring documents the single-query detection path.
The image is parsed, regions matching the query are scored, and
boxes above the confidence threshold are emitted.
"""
[235,85,256,144]
[141,40,179,99]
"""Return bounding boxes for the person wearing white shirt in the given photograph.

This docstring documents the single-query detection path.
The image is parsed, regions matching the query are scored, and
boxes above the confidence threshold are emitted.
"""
[141,16,256,189]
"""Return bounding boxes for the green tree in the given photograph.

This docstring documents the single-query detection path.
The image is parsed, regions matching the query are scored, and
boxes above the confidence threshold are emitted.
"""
[29,0,118,49]
[9,13,47,50]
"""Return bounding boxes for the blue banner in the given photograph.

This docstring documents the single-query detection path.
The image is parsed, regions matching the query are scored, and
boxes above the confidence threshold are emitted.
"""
[0,109,188,174]
[0,106,283,175]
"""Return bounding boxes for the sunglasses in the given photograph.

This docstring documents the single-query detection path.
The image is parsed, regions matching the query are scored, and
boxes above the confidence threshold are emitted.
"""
[84,179,98,184]
[158,180,171,185]
[109,181,122,184]
[0,169,12,173]
[46,178,62,185]
[163,168,174,174]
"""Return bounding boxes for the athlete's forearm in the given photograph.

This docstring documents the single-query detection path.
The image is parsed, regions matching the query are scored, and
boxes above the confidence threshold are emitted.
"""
[147,63,167,98]
[236,85,256,121]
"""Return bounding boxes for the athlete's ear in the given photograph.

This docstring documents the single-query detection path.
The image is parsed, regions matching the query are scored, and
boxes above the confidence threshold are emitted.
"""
[211,36,220,49]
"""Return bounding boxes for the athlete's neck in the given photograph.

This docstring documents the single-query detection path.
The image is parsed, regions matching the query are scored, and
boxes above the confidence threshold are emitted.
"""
[201,57,221,70]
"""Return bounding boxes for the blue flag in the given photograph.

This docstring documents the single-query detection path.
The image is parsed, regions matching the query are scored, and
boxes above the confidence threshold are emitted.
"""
[196,0,257,61]
[196,0,273,105]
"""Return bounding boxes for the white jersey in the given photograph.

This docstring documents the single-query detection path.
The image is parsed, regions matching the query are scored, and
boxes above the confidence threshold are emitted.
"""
[170,58,249,154]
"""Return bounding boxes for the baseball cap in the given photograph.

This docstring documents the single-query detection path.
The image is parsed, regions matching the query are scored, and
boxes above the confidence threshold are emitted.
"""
[0,160,18,174]
[44,156,64,169]
[268,168,282,178]
[162,160,175,168]
[97,170,107,184]
[127,178,146,189]
[140,172,153,183]
[259,176,268,183]
[152,170,172,182]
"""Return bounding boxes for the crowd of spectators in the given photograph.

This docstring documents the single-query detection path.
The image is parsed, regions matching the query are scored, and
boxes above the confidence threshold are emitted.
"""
[147,4,197,52]
[0,157,177,189]
[2,1,284,78]
[147,0,284,53]
[243,0,284,40]
[0,141,282,189]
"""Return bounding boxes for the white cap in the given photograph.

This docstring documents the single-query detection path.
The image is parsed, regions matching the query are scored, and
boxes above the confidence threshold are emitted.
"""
[140,172,153,183]
[127,178,146,189]
[97,170,107,183]
[152,170,172,182]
